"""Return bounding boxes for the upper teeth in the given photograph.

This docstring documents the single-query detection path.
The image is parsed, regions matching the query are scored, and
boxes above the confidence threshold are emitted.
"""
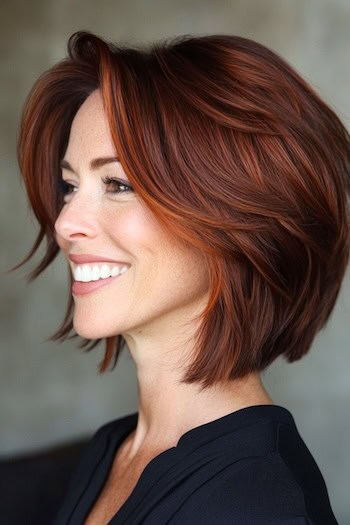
[73,264,129,282]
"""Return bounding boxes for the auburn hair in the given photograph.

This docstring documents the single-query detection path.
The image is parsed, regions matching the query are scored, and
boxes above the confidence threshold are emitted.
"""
[12,31,350,389]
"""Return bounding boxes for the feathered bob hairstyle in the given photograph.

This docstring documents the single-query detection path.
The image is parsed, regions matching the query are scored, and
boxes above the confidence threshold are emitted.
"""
[12,31,350,389]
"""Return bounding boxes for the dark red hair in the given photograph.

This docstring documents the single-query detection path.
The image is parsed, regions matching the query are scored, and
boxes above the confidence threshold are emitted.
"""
[12,31,350,389]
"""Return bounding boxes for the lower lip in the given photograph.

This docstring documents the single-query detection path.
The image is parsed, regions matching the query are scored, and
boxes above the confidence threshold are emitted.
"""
[72,273,126,296]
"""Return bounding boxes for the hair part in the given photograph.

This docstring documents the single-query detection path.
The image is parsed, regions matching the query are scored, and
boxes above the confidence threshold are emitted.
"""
[11,31,350,389]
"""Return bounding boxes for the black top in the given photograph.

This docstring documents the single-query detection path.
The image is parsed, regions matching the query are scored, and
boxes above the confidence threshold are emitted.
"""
[52,405,338,524]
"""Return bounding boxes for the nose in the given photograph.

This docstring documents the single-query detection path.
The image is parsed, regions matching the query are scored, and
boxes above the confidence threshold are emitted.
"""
[54,195,98,242]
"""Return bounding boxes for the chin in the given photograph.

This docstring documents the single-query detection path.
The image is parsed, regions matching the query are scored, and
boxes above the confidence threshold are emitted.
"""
[73,320,107,340]
[73,315,125,340]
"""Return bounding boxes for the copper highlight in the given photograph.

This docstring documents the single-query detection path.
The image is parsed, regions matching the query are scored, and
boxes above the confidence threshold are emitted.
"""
[12,31,350,389]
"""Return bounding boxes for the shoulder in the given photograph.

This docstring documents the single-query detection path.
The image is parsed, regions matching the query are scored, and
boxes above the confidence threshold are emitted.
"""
[171,454,316,524]
[51,413,138,524]
[61,413,137,490]
[214,454,311,521]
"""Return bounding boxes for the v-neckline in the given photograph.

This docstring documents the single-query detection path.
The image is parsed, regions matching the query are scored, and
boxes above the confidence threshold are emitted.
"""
[105,415,179,523]
[77,404,294,524]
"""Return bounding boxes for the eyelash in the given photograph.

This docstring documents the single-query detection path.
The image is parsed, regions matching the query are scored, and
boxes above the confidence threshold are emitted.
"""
[60,176,134,197]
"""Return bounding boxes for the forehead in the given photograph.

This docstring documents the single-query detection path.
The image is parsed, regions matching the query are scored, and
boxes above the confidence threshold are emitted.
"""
[65,90,116,158]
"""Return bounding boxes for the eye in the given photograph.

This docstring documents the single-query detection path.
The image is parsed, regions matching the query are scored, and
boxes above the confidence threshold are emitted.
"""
[59,176,134,200]
[59,179,74,196]
[101,176,134,194]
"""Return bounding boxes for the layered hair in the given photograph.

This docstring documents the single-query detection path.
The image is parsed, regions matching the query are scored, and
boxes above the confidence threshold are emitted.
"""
[13,31,350,388]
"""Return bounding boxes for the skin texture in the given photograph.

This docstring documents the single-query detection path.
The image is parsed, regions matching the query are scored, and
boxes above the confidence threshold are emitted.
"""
[55,89,273,466]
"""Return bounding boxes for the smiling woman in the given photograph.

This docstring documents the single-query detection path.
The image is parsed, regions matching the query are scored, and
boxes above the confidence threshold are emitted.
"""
[11,30,349,524]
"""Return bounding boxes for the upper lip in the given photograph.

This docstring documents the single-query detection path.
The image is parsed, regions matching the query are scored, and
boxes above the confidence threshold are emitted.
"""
[69,254,130,265]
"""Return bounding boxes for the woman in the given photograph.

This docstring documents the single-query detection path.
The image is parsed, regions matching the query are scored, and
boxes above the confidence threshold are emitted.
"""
[14,31,348,524]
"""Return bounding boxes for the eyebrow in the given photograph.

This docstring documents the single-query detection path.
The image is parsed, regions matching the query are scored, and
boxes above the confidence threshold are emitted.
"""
[60,156,121,173]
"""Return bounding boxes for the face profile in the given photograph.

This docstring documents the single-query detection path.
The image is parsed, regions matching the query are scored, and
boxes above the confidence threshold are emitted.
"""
[55,89,210,352]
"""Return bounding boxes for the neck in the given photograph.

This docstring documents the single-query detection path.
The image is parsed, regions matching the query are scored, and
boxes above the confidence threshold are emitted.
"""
[123,362,273,461]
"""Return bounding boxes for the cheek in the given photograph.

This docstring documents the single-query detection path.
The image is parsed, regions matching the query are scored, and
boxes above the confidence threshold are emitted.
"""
[107,204,209,289]
[111,204,169,253]
[114,219,148,257]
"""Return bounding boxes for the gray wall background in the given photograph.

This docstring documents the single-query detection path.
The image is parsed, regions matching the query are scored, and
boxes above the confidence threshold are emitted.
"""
[1,0,349,522]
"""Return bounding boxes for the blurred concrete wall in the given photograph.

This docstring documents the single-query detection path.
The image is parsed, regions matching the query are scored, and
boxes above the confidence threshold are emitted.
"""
[1,0,349,522]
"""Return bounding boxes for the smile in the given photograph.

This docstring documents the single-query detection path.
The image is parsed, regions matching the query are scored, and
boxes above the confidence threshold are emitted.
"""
[73,263,129,282]
[72,266,130,296]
